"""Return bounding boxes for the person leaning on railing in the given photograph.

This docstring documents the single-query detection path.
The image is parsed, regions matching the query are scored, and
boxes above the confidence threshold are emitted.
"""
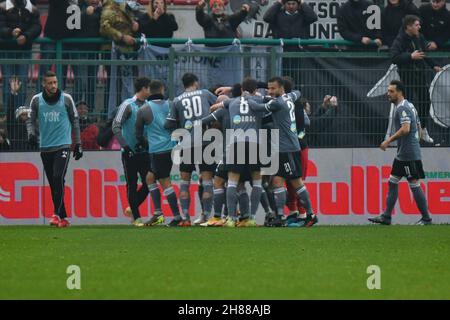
[100,0,139,53]
[72,0,103,112]
[100,0,140,113]
[381,0,419,48]
[263,0,318,52]
[138,0,178,48]
[0,0,41,109]
[195,0,250,47]
[419,0,450,51]
[5,77,34,151]
[337,0,383,50]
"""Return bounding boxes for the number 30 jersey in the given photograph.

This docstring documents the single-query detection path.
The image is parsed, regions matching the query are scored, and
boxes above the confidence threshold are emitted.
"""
[168,89,217,134]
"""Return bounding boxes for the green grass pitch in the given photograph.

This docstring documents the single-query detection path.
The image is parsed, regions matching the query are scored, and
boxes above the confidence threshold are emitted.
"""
[0,225,449,299]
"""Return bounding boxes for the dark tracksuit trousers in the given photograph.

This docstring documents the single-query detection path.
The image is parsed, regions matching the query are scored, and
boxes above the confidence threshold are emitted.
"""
[41,148,71,219]
[121,152,150,220]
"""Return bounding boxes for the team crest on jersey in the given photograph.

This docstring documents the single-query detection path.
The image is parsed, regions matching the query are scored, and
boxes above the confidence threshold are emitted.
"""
[402,111,407,118]
[290,123,297,133]
[184,121,193,130]
[233,115,242,125]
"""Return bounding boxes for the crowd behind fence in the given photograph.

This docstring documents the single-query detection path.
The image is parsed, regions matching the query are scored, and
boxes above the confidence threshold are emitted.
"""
[0,38,449,151]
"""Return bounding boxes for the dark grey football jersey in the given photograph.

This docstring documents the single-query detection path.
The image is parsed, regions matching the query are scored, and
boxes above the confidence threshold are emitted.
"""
[394,99,421,161]
[262,91,301,153]
[168,89,217,132]
[225,96,266,144]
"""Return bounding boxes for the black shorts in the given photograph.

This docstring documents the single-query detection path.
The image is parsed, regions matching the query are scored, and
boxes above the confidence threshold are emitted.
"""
[276,151,302,180]
[214,160,252,182]
[391,159,425,181]
[179,144,216,174]
[214,161,228,180]
[150,151,173,180]
[225,142,261,175]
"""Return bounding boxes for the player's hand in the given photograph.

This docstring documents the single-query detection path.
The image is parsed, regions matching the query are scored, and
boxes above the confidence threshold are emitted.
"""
[433,66,443,73]
[411,50,425,60]
[122,35,135,46]
[16,35,26,46]
[427,41,438,51]
[361,37,371,45]
[135,139,149,154]
[379,140,389,151]
[242,4,250,12]
[73,144,83,160]
[210,102,223,112]
[215,86,232,96]
[122,145,135,158]
[28,134,38,147]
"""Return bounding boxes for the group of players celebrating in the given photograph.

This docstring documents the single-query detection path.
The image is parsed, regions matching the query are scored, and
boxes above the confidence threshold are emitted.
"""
[26,71,432,228]
[112,73,318,228]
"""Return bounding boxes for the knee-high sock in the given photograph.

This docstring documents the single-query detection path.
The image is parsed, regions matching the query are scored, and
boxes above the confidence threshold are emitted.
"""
[383,176,399,218]
[226,180,238,220]
[148,183,162,215]
[260,189,272,214]
[410,181,431,220]
[273,187,287,216]
[202,179,214,217]
[164,186,181,220]
[180,180,191,219]
[250,179,263,219]
[198,183,204,212]
[296,185,313,215]
[238,187,250,219]
[213,187,225,218]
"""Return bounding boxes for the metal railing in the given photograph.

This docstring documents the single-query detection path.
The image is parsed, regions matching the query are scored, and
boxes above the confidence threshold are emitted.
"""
[1,37,449,150]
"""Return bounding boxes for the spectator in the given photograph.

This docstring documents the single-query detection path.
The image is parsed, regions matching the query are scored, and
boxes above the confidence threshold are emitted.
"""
[139,0,178,47]
[6,77,31,150]
[100,0,140,114]
[419,0,450,51]
[263,0,317,86]
[263,0,318,50]
[76,101,96,131]
[0,128,11,151]
[391,14,442,144]
[0,0,41,108]
[195,0,250,47]
[382,0,419,48]
[100,0,139,53]
[337,0,383,49]
[72,0,103,110]
[40,0,80,88]
[308,95,339,147]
